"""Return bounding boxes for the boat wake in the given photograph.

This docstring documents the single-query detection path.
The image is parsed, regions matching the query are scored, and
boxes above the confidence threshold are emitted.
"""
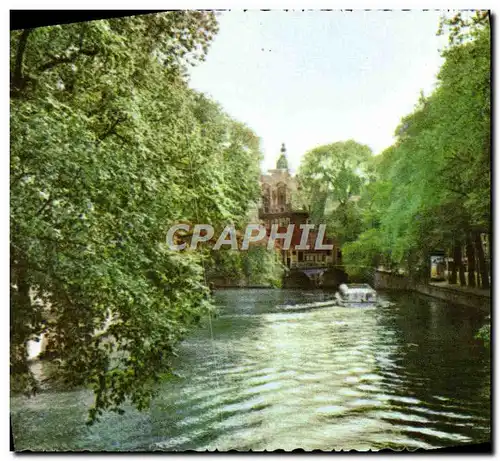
[276,284,394,311]
[276,299,340,312]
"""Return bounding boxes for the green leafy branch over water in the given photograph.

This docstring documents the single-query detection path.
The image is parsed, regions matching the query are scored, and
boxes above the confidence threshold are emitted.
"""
[10,12,265,423]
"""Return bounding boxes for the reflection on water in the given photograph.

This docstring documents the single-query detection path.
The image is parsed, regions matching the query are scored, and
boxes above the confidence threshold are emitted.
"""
[11,289,490,451]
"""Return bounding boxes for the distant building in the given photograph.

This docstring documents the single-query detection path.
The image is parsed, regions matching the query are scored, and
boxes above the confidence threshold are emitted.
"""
[259,143,297,217]
[258,143,341,269]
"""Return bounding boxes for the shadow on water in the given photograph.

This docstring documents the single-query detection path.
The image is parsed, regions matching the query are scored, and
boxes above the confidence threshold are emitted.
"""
[11,288,490,451]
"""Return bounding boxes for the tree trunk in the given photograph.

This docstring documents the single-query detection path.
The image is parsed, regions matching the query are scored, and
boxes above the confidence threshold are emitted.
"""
[453,243,466,286]
[458,251,466,286]
[448,248,457,284]
[465,234,476,288]
[476,252,482,286]
[10,261,33,377]
[11,29,32,94]
[474,232,490,290]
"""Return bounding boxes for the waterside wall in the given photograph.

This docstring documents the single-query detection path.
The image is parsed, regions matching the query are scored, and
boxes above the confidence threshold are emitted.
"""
[373,270,491,311]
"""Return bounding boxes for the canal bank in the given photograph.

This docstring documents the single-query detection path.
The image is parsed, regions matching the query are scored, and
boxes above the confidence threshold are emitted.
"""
[373,270,491,311]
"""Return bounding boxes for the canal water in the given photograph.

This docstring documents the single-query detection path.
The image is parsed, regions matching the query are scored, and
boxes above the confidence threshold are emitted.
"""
[11,289,490,451]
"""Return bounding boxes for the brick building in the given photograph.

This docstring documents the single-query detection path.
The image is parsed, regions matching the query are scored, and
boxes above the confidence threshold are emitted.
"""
[258,144,341,269]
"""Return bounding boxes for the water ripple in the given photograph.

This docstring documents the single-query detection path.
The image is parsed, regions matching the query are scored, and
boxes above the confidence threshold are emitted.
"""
[10,289,490,451]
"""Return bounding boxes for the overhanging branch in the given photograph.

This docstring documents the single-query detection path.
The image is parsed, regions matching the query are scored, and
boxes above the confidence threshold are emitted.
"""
[37,48,98,73]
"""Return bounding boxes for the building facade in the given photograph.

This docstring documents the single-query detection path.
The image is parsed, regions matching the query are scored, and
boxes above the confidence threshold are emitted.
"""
[258,144,340,269]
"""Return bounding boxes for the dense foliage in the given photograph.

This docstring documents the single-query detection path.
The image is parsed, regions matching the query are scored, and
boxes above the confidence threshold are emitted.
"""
[10,13,265,422]
[339,12,490,286]
[208,244,284,288]
[297,140,373,246]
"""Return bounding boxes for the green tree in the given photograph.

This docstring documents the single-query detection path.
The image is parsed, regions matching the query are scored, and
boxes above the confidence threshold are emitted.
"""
[298,140,372,219]
[297,140,372,248]
[342,11,490,287]
[10,12,265,423]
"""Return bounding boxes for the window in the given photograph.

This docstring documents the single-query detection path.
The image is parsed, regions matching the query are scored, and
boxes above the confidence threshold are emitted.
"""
[277,184,287,207]
[262,185,271,211]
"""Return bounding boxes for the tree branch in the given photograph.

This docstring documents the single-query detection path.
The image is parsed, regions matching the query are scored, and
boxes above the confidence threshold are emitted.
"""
[97,117,126,142]
[11,29,32,91]
[36,195,52,216]
[37,48,98,73]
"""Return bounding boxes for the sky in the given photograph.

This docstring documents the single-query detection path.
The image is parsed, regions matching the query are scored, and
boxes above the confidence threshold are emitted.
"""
[188,10,448,173]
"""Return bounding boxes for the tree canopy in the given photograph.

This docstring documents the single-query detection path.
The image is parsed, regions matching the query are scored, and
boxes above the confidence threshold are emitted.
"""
[342,11,490,284]
[297,140,373,245]
[10,12,264,422]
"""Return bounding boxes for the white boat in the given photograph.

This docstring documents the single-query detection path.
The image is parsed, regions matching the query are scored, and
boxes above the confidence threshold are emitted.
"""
[335,283,378,306]
[276,284,385,311]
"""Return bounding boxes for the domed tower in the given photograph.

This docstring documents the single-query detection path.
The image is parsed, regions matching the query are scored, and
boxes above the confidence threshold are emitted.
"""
[276,143,289,170]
